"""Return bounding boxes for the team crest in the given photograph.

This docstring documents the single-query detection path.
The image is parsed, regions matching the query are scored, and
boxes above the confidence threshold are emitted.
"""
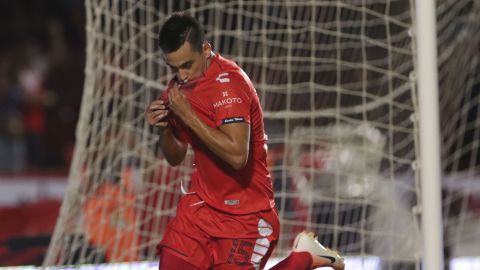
[216,72,230,83]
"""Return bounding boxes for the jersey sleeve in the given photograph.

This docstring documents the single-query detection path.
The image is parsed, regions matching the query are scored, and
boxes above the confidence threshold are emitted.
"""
[212,72,253,127]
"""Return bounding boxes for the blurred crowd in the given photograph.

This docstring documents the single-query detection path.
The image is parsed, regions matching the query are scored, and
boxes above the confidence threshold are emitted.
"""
[0,0,85,175]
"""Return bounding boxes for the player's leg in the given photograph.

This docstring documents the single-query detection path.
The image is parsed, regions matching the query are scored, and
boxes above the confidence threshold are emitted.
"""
[158,224,212,270]
[268,251,312,270]
[159,246,202,270]
[209,212,280,270]
[209,232,340,270]
[210,236,277,270]
[270,231,345,270]
[157,194,213,269]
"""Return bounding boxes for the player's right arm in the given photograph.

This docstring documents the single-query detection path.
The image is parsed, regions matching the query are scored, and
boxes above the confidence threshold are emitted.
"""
[144,99,187,166]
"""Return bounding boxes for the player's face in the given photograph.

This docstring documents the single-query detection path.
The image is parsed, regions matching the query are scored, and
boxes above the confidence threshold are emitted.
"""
[164,41,212,85]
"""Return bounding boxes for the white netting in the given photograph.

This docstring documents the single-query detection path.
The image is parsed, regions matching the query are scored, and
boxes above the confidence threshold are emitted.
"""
[45,0,480,268]
[437,0,480,264]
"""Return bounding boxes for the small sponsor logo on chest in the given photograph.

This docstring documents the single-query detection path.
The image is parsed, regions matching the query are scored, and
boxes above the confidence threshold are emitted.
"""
[224,199,240,205]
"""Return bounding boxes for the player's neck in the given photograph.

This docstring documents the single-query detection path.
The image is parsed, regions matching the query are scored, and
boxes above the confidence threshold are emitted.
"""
[203,51,215,74]
[207,51,214,67]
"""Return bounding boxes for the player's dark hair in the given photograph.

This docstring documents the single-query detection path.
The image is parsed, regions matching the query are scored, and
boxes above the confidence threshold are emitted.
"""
[158,12,205,54]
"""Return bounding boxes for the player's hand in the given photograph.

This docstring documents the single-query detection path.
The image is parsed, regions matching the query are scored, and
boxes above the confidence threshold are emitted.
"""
[168,84,193,122]
[144,100,170,129]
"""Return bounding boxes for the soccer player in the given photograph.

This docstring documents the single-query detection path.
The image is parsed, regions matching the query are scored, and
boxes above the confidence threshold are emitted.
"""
[144,12,345,270]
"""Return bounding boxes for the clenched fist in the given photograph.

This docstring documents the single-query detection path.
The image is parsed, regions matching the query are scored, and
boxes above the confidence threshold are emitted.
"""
[168,83,193,122]
[144,93,170,129]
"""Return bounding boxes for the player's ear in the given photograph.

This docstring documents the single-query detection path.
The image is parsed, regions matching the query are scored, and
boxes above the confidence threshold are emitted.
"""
[203,42,212,58]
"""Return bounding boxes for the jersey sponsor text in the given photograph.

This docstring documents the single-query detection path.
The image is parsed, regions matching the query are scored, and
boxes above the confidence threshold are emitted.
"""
[213,97,243,108]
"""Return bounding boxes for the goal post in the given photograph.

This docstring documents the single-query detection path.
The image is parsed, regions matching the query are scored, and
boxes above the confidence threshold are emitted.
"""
[415,0,444,269]
[45,0,480,268]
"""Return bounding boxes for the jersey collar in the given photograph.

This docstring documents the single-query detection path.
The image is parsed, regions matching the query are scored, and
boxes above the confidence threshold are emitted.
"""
[203,52,222,78]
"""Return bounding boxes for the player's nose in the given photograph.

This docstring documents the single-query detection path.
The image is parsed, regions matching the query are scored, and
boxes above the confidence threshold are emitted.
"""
[177,69,189,81]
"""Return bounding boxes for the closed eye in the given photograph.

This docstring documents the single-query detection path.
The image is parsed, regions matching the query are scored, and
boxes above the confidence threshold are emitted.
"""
[167,61,193,71]
[179,61,193,69]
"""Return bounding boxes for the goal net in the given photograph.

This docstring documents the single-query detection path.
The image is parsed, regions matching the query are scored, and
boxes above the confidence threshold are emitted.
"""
[45,0,480,268]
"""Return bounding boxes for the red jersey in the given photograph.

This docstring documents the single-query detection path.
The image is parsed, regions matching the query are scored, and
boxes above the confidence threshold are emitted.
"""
[165,53,274,214]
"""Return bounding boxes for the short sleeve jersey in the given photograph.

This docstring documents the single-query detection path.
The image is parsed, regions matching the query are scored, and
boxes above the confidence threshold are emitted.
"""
[164,53,274,214]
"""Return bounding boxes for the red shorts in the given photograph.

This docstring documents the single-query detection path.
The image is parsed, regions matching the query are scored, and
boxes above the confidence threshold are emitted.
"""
[158,193,280,270]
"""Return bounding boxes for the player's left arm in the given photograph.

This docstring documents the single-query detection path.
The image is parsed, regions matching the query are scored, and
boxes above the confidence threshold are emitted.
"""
[168,84,250,170]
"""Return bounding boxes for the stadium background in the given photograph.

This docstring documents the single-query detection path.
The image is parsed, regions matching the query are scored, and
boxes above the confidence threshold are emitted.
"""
[0,0,84,266]
[0,0,479,269]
